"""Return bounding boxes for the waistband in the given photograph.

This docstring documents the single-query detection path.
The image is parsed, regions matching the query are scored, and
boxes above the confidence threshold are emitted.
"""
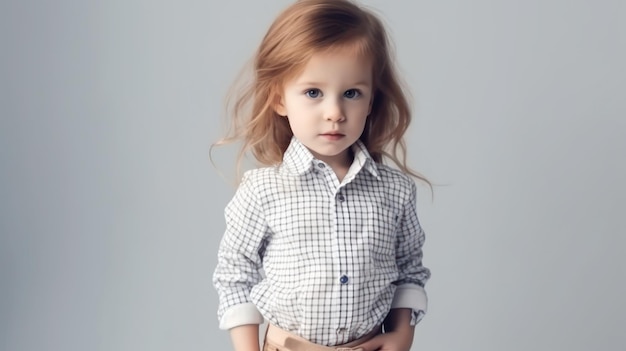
[264,324,380,351]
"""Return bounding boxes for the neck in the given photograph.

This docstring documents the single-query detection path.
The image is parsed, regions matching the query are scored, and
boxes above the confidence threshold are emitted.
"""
[327,148,354,182]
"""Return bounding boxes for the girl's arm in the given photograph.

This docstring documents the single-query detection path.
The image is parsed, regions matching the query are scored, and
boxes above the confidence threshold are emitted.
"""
[213,172,267,333]
[359,178,430,351]
[390,178,430,322]
[229,324,260,351]
[383,308,414,334]
[213,173,267,351]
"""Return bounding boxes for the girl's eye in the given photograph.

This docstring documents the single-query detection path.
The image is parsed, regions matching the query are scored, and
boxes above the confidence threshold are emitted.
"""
[344,89,361,99]
[305,89,322,98]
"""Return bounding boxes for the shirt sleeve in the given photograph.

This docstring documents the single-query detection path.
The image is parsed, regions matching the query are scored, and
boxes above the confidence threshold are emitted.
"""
[212,172,268,329]
[391,178,431,325]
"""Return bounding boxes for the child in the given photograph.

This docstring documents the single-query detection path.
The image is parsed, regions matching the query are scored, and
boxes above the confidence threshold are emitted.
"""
[212,1,431,350]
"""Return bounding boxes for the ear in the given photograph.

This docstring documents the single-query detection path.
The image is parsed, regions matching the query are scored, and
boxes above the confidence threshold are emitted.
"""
[274,96,287,117]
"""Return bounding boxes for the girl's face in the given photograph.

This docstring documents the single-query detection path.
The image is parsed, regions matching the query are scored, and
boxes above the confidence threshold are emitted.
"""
[275,47,373,169]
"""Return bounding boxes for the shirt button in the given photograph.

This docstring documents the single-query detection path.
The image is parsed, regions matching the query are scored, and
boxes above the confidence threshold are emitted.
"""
[336,327,347,334]
[337,194,345,202]
[317,163,325,169]
[339,275,349,284]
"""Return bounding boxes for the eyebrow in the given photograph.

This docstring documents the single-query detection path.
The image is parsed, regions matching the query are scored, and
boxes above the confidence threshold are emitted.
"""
[296,81,371,87]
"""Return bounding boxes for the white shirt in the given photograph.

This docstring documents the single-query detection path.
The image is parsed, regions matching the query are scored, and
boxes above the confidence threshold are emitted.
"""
[213,137,430,346]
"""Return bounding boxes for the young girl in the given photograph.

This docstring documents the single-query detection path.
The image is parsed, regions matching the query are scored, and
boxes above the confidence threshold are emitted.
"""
[212,1,431,350]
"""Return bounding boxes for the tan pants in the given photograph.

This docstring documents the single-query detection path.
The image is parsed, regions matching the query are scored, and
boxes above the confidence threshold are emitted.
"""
[262,324,380,351]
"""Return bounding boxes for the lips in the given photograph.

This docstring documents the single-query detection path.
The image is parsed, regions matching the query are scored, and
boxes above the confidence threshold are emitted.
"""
[320,132,345,140]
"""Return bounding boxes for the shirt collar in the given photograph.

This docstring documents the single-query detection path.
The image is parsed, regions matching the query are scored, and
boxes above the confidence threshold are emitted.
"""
[282,137,380,179]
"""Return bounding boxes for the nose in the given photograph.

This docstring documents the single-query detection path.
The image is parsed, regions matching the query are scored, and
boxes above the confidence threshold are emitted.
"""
[324,99,345,122]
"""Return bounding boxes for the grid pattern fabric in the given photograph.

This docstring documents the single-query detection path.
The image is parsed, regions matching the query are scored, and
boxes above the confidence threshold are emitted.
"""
[213,137,430,346]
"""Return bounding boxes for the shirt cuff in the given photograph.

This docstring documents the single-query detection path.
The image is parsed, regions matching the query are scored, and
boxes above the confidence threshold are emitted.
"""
[391,283,428,313]
[219,302,265,330]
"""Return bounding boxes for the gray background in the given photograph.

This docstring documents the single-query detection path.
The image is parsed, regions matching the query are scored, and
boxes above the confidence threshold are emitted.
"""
[1,0,624,350]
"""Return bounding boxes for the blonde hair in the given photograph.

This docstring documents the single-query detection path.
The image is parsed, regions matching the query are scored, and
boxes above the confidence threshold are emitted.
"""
[213,0,430,186]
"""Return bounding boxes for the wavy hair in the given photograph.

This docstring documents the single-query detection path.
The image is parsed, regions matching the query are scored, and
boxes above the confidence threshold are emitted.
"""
[213,0,430,186]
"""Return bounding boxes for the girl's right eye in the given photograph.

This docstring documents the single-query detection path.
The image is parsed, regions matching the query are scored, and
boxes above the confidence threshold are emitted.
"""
[305,89,322,98]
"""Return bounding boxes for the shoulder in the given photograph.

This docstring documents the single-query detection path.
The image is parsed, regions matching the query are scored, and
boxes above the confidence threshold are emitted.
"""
[241,166,280,184]
[237,165,297,202]
[238,166,282,193]
[363,163,418,207]
[227,166,281,213]
[375,163,416,192]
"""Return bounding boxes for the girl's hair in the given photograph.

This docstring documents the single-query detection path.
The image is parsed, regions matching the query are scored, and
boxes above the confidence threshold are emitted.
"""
[213,0,429,185]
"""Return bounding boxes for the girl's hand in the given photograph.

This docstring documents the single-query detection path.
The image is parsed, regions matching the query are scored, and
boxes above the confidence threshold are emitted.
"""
[355,329,413,351]
[356,308,415,351]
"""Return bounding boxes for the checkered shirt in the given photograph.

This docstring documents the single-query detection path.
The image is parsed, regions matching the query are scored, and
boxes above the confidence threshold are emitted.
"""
[213,137,430,346]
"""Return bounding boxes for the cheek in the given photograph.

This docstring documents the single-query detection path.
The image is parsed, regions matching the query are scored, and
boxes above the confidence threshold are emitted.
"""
[349,103,372,118]
[286,112,311,131]
[287,100,317,118]
[284,96,304,113]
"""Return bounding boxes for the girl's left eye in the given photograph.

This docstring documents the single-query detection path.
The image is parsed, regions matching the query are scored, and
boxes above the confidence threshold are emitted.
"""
[344,89,361,99]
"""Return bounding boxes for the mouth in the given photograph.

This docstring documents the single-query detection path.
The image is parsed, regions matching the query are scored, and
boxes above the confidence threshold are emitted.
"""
[320,132,345,140]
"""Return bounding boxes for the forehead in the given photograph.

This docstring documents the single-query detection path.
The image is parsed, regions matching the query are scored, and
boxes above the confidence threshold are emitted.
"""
[288,47,373,86]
